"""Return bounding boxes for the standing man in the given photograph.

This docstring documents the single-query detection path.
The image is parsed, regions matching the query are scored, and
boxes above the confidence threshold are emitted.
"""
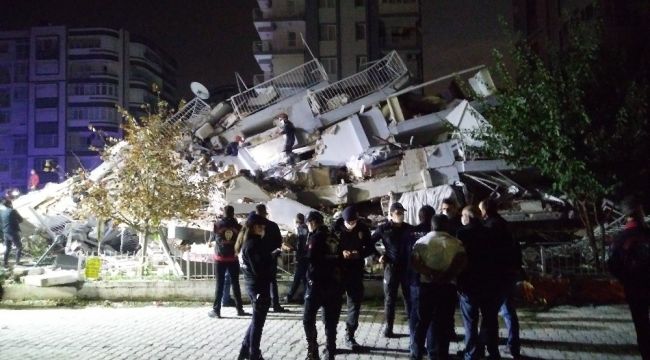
[440,198,462,237]
[303,211,343,360]
[255,204,288,313]
[410,215,466,360]
[285,213,310,303]
[608,196,650,360]
[372,202,413,337]
[480,198,522,359]
[457,205,503,360]
[238,213,273,360]
[276,113,296,163]
[331,205,373,351]
[208,205,247,318]
[1,198,23,268]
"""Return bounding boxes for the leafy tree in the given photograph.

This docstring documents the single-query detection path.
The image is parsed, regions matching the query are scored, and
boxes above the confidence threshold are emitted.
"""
[72,87,213,272]
[476,16,650,262]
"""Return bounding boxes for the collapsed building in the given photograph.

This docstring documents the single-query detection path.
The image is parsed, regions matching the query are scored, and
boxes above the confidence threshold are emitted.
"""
[9,51,584,276]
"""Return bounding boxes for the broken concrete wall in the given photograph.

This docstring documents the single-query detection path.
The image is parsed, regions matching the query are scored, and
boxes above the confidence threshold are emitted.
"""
[315,115,370,167]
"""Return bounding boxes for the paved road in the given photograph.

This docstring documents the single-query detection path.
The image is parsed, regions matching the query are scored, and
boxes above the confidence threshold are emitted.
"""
[0,303,641,359]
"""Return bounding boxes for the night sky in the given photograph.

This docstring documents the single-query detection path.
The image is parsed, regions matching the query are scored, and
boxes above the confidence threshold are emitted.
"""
[0,0,261,99]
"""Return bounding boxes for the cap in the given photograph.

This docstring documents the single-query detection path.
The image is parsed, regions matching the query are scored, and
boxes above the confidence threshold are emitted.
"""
[255,204,268,216]
[390,202,406,213]
[306,211,324,223]
[247,212,266,226]
[342,206,358,222]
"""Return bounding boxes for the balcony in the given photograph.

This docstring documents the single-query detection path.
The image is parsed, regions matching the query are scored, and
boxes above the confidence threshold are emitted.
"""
[252,7,304,22]
[252,40,305,55]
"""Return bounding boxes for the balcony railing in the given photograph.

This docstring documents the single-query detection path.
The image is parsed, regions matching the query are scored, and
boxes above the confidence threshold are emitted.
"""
[306,51,409,115]
[229,59,327,119]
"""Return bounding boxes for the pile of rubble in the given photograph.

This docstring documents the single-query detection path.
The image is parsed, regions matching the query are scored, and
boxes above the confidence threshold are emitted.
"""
[9,52,573,273]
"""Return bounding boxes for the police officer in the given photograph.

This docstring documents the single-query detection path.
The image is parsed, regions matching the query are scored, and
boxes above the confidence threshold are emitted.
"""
[1,198,23,268]
[303,211,343,360]
[285,213,309,303]
[208,205,247,318]
[256,204,288,312]
[372,202,413,337]
[238,213,273,360]
[331,206,373,351]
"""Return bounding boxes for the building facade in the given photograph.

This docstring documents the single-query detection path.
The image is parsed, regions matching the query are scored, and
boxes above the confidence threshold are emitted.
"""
[0,26,177,192]
[252,0,422,84]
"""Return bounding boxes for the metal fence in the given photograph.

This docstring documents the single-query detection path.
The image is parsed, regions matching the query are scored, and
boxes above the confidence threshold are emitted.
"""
[167,97,211,124]
[523,241,610,278]
[306,51,409,115]
[229,59,327,119]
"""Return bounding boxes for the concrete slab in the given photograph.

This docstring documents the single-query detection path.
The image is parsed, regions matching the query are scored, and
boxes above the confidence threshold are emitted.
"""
[266,198,318,231]
[315,116,370,166]
[22,270,83,287]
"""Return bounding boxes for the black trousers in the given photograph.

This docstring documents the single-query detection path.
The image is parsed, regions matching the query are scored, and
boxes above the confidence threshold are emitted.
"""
[384,263,410,330]
[241,281,271,360]
[411,283,457,360]
[342,268,364,334]
[303,281,342,351]
[212,261,243,312]
[287,258,308,300]
[3,233,22,266]
[625,285,650,360]
[270,259,281,308]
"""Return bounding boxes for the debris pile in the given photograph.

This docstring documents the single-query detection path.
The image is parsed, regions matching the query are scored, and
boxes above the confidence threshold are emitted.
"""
[9,52,574,275]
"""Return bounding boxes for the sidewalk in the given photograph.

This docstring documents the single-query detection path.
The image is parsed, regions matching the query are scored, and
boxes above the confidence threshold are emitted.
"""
[0,303,641,359]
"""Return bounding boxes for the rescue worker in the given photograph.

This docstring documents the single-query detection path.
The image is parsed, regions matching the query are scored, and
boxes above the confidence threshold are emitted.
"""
[372,202,413,337]
[331,205,374,351]
[208,205,248,318]
[256,204,288,312]
[225,135,245,156]
[1,198,23,268]
[411,215,467,360]
[276,113,296,163]
[285,213,310,303]
[238,213,273,360]
[303,211,343,360]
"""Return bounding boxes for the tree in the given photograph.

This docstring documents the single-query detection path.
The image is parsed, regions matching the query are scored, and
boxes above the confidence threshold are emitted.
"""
[72,87,213,274]
[476,17,650,263]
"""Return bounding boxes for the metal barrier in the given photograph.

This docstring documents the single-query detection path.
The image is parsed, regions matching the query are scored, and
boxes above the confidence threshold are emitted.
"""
[306,51,409,115]
[523,241,609,277]
[167,97,211,124]
[229,59,327,119]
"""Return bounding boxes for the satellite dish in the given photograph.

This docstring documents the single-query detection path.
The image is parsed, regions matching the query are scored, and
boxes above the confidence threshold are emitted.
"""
[191,82,210,100]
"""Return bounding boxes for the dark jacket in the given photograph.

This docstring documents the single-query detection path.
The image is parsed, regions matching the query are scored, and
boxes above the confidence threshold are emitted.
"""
[608,220,650,287]
[211,217,242,262]
[294,223,309,259]
[280,121,296,152]
[225,141,239,156]
[371,221,412,267]
[404,222,431,286]
[483,214,522,281]
[331,217,373,273]
[457,220,503,294]
[263,218,283,253]
[240,233,274,288]
[0,206,22,236]
[305,225,342,285]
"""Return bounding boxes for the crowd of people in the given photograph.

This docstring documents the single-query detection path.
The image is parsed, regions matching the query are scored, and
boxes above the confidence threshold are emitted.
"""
[207,197,526,360]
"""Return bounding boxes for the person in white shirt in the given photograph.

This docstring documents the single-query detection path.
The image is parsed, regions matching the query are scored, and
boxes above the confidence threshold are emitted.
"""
[410,215,467,360]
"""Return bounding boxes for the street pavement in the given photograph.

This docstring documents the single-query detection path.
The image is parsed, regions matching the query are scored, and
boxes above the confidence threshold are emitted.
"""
[0,303,641,359]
